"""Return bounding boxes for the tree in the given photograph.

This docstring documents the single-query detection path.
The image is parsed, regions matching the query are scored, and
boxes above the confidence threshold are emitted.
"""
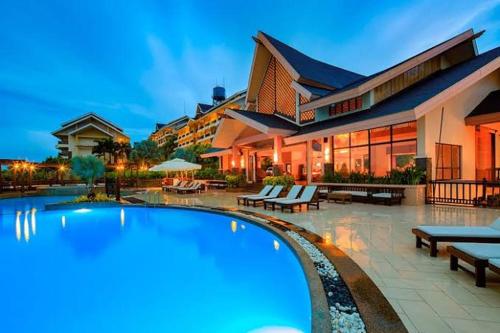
[171,143,217,168]
[71,156,105,194]
[92,138,115,164]
[161,135,177,160]
[129,140,162,167]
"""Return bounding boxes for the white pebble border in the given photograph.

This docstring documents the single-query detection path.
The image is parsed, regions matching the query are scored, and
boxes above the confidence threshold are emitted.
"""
[286,230,366,333]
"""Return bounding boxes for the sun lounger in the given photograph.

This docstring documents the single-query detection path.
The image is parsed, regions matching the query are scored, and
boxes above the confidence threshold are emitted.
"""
[163,179,181,192]
[412,218,500,257]
[176,182,202,194]
[447,243,500,287]
[236,185,273,205]
[489,258,500,276]
[245,185,284,207]
[264,185,303,210]
[273,185,319,213]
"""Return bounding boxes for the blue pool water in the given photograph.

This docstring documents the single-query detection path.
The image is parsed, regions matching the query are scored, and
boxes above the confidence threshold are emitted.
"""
[0,206,312,333]
[0,195,75,215]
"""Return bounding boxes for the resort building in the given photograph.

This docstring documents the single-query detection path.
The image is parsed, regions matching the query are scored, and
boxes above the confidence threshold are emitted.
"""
[175,88,246,148]
[52,113,130,159]
[204,29,500,183]
[149,116,190,147]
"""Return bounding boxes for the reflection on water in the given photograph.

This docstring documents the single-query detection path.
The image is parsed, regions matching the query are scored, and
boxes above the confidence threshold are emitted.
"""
[23,211,30,242]
[61,215,66,228]
[31,208,36,235]
[120,208,125,228]
[231,220,237,233]
[274,240,280,251]
[15,211,21,241]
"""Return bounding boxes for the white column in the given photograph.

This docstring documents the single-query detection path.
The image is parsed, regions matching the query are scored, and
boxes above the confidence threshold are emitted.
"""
[306,139,313,184]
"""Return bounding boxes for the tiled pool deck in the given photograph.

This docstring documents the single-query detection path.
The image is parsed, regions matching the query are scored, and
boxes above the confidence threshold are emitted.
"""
[136,189,500,333]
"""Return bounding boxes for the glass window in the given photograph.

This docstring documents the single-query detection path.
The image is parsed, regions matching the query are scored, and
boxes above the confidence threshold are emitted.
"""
[370,144,391,177]
[370,126,391,144]
[436,143,461,180]
[334,149,350,175]
[334,133,349,148]
[392,141,416,170]
[351,146,369,173]
[392,122,417,141]
[351,130,368,146]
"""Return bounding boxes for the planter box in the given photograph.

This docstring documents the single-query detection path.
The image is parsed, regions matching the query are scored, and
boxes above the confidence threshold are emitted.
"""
[313,182,427,206]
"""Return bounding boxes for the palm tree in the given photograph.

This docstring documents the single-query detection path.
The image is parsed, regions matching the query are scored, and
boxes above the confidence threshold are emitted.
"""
[71,156,105,194]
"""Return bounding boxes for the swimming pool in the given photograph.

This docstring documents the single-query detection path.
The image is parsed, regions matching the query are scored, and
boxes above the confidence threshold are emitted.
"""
[0,206,312,333]
[0,195,75,215]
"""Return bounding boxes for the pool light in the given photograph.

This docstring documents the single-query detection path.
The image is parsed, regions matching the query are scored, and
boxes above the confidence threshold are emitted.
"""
[74,208,92,214]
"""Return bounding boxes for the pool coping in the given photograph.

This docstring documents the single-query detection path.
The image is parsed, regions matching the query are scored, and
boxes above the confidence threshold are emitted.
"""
[41,201,407,333]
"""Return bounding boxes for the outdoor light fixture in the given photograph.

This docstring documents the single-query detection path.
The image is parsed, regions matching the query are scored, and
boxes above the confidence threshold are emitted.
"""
[324,147,331,163]
[59,165,66,172]
[231,159,236,168]
[273,152,278,163]
[116,164,125,171]
[240,156,245,168]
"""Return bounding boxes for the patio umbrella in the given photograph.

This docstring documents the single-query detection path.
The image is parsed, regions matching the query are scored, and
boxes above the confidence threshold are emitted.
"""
[149,158,201,179]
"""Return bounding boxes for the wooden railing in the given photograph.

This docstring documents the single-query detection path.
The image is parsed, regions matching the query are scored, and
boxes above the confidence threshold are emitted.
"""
[426,179,500,207]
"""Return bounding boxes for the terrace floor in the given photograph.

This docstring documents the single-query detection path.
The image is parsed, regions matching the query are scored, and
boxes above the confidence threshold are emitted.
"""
[135,189,500,333]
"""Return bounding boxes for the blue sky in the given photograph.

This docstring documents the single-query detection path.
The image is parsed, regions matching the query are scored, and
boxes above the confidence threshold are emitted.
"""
[1,0,499,161]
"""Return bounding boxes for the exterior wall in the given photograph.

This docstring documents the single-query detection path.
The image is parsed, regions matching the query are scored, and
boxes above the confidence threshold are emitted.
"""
[257,56,297,120]
[419,70,500,180]
[54,117,129,159]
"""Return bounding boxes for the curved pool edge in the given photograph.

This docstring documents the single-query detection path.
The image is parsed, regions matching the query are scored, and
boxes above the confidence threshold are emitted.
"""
[44,202,407,333]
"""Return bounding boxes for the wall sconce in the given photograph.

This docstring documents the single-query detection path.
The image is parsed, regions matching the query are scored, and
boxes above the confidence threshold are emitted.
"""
[240,156,245,168]
[231,159,236,168]
[273,152,278,164]
[324,147,331,163]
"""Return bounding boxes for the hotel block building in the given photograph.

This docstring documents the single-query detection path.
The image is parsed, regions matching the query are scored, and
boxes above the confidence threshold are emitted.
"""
[202,30,500,183]
[52,113,130,159]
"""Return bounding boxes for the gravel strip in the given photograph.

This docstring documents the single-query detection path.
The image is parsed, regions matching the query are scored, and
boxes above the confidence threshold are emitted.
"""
[286,230,366,333]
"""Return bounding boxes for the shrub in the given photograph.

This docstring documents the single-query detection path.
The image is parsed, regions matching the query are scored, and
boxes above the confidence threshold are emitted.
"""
[71,156,105,193]
[195,167,225,180]
[72,193,115,203]
[319,166,425,185]
[263,175,295,190]
[225,174,246,188]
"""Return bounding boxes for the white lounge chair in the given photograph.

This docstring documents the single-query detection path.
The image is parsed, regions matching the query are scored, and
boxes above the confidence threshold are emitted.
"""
[273,185,319,213]
[447,243,500,287]
[264,185,303,210]
[246,185,284,207]
[412,218,500,257]
[236,185,273,205]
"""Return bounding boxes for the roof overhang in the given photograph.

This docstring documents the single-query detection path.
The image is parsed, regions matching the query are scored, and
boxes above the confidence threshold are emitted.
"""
[465,90,500,126]
[211,109,297,148]
[66,123,118,138]
[300,29,483,111]
[52,113,128,138]
[285,110,416,145]
[200,148,232,158]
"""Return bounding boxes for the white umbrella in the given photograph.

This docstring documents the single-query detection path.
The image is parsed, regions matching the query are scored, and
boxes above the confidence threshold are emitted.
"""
[149,158,201,172]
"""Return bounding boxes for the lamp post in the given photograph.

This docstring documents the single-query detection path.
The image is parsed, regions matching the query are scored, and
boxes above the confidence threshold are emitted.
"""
[28,164,35,190]
[58,165,66,186]
[115,163,125,202]
[12,162,20,192]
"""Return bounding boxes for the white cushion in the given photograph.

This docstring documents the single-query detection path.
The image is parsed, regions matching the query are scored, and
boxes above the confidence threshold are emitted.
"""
[489,218,500,231]
[489,258,500,269]
[417,226,500,238]
[451,243,500,260]
[372,193,392,199]
[350,191,368,197]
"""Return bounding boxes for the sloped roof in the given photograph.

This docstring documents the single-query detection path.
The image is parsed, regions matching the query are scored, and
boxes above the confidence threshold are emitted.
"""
[262,32,365,89]
[466,90,500,118]
[301,29,483,110]
[296,46,500,136]
[59,112,123,132]
[197,103,213,114]
[229,110,299,131]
